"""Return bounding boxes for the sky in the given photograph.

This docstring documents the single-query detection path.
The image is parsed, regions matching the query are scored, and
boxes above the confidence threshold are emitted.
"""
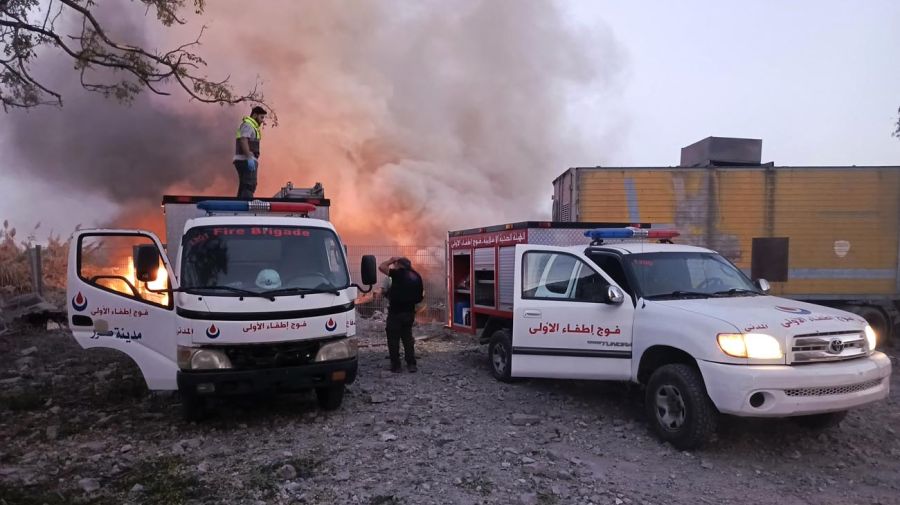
[564,0,900,167]
[1,0,898,242]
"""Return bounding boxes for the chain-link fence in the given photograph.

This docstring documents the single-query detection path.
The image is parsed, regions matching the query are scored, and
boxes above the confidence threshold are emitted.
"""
[346,245,447,323]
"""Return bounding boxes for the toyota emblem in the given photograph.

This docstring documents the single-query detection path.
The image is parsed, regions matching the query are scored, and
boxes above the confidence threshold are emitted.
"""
[827,339,845,354]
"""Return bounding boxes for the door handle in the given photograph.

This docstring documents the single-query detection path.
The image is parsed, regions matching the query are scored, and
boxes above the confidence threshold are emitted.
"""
[523,310,542,318]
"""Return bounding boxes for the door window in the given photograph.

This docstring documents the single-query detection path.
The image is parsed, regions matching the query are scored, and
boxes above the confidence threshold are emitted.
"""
[78,234,170,307]
[523,252,608,302]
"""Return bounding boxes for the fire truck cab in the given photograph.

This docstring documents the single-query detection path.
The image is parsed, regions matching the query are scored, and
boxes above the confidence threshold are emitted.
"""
[66,186,377,420]
[448,224,891,449]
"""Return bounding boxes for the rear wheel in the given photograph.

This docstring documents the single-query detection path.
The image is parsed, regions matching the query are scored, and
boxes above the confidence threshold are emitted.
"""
[792,411,848,430]
[645,364,717,450]
[488,329,514,382]
[315,385,345,410]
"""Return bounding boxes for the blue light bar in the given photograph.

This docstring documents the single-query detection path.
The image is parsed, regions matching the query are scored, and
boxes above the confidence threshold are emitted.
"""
[585,227,680,241]
[585,228,636,240]
[197,200,317,214]
[197,200,253,212]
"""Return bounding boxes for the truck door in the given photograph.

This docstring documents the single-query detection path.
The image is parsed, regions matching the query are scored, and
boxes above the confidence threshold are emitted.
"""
[67,230,179,390]
[511,245,634,380]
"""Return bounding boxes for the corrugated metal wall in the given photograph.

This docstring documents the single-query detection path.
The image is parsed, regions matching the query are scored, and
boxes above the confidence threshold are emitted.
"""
[573,166,900,297]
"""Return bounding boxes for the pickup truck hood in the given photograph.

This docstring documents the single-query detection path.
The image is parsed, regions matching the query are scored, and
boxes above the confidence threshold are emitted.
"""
[662,295,868,337]
[661,295,870,363]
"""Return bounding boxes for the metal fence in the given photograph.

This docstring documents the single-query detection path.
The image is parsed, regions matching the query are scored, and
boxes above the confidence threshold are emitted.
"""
[346,245,447,323]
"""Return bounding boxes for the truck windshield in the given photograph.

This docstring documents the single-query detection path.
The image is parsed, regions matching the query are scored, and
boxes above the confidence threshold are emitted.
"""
[180,226,350,294]
[626,252,760,299]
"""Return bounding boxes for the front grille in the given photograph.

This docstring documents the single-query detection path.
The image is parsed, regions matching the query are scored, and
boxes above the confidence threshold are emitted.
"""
[790,331,867,364]
[784,378,883,397]
[221,340,333,369]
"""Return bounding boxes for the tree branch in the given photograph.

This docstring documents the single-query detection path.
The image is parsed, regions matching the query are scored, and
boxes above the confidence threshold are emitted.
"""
[0,0,272,116]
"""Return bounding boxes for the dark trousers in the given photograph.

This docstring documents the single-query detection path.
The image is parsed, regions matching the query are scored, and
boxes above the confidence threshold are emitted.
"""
[386,311,416,367]
[233,160,258,199]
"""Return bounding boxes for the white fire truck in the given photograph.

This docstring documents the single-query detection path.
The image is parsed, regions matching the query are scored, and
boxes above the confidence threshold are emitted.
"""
[66,186,377,420]
[447,223,891,449]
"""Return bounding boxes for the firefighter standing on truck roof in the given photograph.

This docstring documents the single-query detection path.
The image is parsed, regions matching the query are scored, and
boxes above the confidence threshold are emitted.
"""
[233,106,267,199]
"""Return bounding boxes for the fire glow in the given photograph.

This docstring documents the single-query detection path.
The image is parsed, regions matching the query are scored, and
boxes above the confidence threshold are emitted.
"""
[125,259,169,306]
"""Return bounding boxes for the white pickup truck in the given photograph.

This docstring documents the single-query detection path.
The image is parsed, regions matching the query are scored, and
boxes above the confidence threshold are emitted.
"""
[480,228,891,449]
[66,192,376,420]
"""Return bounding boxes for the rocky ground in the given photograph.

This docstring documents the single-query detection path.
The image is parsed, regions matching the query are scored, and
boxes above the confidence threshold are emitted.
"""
[1,320,898,505]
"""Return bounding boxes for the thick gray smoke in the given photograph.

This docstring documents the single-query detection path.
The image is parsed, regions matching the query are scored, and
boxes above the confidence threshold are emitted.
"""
[5,6,235,214]
[6,1,622,243]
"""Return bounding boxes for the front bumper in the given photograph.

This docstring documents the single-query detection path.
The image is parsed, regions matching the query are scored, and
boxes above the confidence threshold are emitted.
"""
[698,352,891,417]
[177,358,357,396]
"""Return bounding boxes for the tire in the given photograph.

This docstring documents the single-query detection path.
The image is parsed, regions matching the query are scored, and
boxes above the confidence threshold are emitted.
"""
[645,364,718,450]
[181,392,210,422]
[488,329,514,383]
[792,411,848,430]
[846,306,890,347]
[315,385,345,411]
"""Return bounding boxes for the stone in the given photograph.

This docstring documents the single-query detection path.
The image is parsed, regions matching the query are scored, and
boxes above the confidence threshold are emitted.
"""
[80,441,107,452]
[700,460,714,470]
[79,478,101,493]
[511,414,541,426]
[370,394,389,404]
[0,467,20,477]
[130,484,145,493]
[276,464,297,480]
[335,470,351,481]
[20,346,38,356]
[380,432,398,442]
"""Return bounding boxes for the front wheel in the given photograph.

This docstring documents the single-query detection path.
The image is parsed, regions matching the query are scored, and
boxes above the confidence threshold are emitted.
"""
[488,329,514,383]
[315,385,345,410]
[792,411,848,430]
[180,392,210,422]
[645,364,717,450]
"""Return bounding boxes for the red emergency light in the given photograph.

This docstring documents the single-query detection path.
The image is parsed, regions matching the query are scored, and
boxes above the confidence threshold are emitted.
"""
[647,230,680,239]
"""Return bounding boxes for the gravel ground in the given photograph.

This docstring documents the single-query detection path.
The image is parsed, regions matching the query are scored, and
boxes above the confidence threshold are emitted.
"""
[1,321,898,505]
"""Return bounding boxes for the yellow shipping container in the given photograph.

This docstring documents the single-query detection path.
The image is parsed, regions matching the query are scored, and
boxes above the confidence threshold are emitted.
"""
[552,165,900,340]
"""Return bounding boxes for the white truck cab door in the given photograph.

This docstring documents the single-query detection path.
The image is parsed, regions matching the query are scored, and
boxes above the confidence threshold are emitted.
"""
[67,230,179,390]
[511,244,634,380]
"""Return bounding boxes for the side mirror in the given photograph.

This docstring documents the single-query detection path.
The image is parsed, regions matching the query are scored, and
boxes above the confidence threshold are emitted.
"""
[360,255,377,286]
[134,245,160,283]
[605,285,625,305]
[755,278,770,294]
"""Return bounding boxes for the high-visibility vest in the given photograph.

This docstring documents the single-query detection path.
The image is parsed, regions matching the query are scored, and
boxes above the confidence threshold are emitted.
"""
[235,116,261,158]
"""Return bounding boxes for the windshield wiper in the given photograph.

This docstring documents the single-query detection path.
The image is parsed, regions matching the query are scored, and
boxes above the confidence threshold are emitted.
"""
[712,288,760,297]
[265,286,342,297]
[646,290,712,300]
[177,285,276,301]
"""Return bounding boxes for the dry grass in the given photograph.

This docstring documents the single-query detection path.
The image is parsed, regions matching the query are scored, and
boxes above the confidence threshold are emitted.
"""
[0,221,71,302]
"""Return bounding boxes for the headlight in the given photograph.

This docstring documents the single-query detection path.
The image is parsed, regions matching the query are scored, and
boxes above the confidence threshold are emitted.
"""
[717,333,783,360]
[315,339,357,362]
[864,325,877,351]
[177,346,232,370]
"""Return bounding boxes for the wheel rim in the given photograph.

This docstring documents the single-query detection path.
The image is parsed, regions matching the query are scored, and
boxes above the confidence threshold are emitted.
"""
[492,342,508,375]
[654,384,686,431]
